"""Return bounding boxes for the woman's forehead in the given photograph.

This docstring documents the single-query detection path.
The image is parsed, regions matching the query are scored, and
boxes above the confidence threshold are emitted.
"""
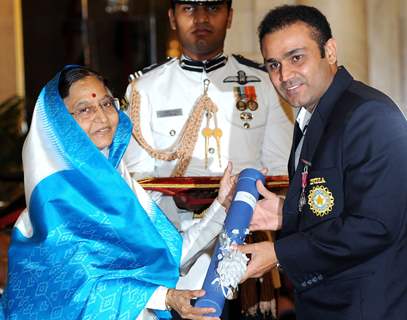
[69,76,107,97]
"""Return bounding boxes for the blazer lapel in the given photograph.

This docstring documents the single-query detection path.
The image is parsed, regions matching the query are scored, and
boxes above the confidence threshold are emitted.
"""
[298,67,354,172]
[288,121,303,179]
[284,113,324,212]
[285,67,354,208]
[299,111,325,168]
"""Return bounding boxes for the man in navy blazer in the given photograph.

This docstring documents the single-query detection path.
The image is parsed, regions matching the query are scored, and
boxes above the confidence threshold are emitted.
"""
[240,5,407,320]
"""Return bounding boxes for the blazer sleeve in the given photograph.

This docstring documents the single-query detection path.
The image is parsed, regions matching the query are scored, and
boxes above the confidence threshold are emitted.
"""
[275,101,407,290]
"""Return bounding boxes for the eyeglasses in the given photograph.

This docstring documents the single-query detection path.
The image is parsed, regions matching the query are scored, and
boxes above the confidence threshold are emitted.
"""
[70,96,119,121]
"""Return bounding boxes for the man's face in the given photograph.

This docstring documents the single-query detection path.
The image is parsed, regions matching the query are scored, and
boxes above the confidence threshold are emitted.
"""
[169,3,233,61]
[262,22,337,112]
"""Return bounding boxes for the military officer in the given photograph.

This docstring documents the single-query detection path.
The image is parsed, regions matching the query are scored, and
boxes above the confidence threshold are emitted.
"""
[123,0,293,309]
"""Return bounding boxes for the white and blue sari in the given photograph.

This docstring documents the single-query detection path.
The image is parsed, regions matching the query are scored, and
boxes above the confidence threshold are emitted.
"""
[1,70,182,319]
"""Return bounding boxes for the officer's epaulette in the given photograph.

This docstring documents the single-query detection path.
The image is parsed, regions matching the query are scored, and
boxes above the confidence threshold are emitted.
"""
[232,54,266,72]
[128,57,173,82]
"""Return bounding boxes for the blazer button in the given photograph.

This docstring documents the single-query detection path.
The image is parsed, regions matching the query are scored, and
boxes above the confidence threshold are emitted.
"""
[318,274,324,281]
[301,282,307,287]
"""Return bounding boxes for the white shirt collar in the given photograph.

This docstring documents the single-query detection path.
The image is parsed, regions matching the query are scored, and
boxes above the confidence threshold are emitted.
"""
[296,107,314,133]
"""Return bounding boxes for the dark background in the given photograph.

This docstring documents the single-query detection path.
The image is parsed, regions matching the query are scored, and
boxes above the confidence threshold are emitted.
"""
[22,0,172,122]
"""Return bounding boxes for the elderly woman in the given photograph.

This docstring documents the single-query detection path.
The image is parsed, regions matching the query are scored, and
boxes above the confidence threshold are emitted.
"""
[1,66,235,319]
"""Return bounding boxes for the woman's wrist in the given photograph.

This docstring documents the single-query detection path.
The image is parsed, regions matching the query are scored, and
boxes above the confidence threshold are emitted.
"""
[165,289,173,311]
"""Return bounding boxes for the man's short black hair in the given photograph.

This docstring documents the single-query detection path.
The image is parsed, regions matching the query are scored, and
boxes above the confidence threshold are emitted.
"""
[258,5,332,58]
[170,0,232,10]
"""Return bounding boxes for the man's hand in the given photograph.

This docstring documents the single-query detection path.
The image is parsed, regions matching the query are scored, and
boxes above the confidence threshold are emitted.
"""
[237,241,278,283]
[165,289,219,320]
[217,162,237,210]
[250,180,284,231]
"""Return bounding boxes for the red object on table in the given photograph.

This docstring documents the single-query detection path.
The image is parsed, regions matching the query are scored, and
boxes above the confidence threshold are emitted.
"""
[138,175,289,212]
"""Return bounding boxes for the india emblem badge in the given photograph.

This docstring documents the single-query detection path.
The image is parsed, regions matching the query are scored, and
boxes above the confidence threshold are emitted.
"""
[307,185,334,217]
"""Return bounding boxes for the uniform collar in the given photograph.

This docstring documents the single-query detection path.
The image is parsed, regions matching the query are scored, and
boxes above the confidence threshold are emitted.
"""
[180,53,227,73]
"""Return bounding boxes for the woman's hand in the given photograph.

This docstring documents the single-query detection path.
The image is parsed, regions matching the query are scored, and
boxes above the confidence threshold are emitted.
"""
[165,289,219,320]
[216,162,237,210]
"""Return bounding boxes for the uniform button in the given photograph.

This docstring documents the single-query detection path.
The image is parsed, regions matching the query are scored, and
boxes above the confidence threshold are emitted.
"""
[240,112,253,121]
[301,282,307,287]
[307,280,313,285]
[208,148,215,154]
[243,123,250,129]
[318,274,324,280]
[312,277,318,283]
[169,130,176,136]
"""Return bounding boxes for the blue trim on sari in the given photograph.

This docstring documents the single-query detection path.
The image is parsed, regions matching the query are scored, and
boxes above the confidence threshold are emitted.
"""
[2,70,182,319]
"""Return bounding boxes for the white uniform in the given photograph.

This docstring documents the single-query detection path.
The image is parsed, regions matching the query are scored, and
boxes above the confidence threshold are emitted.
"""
[124,54,293,290]
[125,54,292,178]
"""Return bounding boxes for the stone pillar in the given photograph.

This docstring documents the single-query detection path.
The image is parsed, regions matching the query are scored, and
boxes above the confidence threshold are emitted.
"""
[0,0,24,101]
[14,0,24,98]
[224,0,256,59]
[224,0,295,62]
[297,0,369,83]
[367,0,403,108]
[401,0,407,112]
[0,0,17,101]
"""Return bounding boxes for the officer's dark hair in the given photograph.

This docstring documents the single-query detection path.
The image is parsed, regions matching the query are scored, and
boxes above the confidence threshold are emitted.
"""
[58,66,108,99]
[170,0,232,10]
[258,5,332,58]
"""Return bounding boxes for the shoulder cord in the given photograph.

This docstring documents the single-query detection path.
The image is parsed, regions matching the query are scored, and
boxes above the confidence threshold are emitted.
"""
[130,80,219,177]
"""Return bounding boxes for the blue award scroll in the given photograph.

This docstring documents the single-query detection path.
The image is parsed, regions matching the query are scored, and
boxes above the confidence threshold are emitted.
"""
[195,168,265,316]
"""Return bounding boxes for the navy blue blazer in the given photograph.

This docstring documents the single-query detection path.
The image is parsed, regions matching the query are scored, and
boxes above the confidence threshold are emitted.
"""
[275,67,407,320]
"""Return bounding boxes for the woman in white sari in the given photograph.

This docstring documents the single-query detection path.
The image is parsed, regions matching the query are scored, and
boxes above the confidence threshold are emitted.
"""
[1,66,235,320]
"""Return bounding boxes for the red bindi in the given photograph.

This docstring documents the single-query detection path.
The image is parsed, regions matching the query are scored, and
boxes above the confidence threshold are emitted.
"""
[91,93,96,98]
